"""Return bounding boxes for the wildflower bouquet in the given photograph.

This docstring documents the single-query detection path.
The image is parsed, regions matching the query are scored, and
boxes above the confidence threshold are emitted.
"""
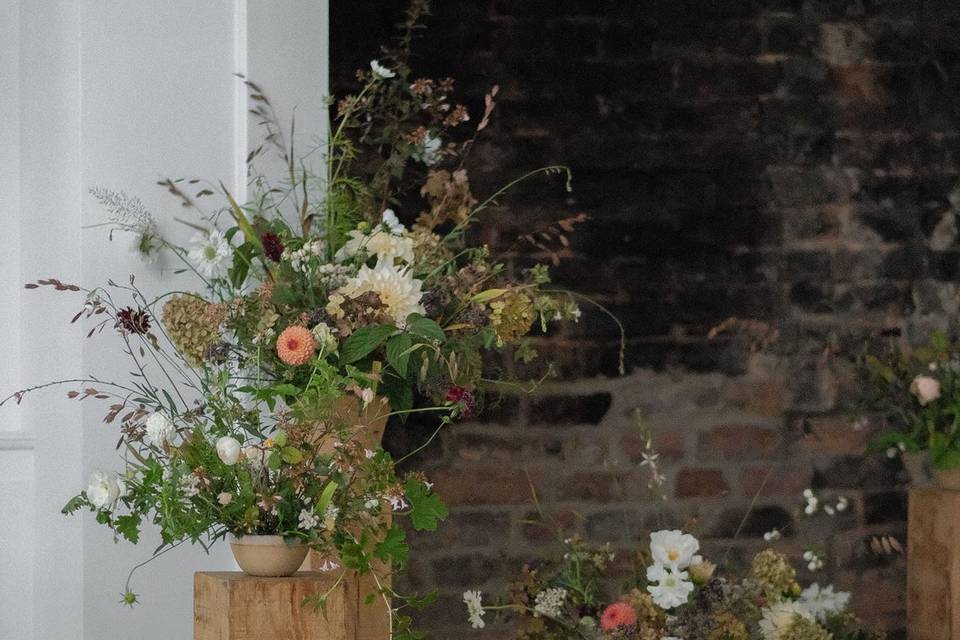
[855,329,960,471]
[3,1,601,622]
[465,531,880,640]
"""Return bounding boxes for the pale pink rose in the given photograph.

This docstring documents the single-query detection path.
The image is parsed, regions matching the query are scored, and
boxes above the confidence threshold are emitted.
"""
[217,492,233,506]
[911,375,941,406]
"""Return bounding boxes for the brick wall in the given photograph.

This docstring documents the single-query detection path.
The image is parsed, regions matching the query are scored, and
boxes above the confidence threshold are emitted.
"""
[331,1,960,636]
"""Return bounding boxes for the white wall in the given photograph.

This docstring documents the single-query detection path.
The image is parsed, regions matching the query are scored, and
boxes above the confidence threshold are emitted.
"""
[1,2,328,638]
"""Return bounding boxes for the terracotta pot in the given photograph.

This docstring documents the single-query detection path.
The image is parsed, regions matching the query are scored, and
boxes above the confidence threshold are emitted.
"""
[902,451,934,488]
[935,466,960,491]
[314,395,391,455]
[230,534,309,577]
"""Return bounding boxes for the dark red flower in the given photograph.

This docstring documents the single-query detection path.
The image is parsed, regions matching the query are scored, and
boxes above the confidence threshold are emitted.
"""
[261,232,284,262]
[116,307,151,335]
[445,386,477,420]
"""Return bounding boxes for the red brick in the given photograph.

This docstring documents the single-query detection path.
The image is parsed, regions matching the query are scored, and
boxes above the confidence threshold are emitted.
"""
[675,468,731,498]
[556,472,625,501]
[698,425,779,460]
[621,430,685,462]
[430,469,540,506]
[739,466,812,497]
[795,415,875,456]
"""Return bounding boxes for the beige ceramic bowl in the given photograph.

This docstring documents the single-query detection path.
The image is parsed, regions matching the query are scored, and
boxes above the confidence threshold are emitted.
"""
[229,535,309,577]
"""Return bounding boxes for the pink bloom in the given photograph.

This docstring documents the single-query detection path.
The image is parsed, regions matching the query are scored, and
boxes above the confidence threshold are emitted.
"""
[911,375,941,406]
[600,602,637,632]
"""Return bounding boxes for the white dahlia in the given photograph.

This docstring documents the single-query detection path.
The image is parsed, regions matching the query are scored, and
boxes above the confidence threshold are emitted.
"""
[758,601,815,640]
[338,263,425,328]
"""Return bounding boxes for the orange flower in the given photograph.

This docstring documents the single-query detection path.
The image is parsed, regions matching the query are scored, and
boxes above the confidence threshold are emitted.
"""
[600,602,637,632]
[276,326,316,366]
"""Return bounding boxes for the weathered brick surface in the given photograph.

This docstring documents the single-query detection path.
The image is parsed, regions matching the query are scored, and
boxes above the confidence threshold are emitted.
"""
[326,0,960,634]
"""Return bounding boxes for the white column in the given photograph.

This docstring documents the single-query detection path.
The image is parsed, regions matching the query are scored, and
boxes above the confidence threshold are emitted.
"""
[1,2,329,638]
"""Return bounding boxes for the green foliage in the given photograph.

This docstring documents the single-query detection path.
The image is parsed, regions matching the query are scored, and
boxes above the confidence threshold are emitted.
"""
[339,324,396,364]
[404,479,447,531]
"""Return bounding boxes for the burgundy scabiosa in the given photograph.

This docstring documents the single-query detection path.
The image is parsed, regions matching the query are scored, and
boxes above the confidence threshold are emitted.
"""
[116,306,151,335]
[261,232,284,262]
[445,385,477,420]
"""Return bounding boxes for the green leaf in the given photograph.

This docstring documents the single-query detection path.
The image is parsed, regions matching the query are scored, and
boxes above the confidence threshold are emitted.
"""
[340,324,396,364]
[405,314,445,342]
[386,334,413,377]
[229,243,253,289]
[273,431,288,447]
[374,525,408,566]
[469,288,507,304]
[268,451,282,470]
[116,514,141,543]
[315,481,338,516]
[281,446,303,464]
[404,479,448,532]
[62,494,88,515]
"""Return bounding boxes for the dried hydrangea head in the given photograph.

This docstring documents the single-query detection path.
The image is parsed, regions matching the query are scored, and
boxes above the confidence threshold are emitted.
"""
[751,549,800,601]
[625,589,665,626]
[161,294,224,367]
[490,289,535,345]
[276,326,316,366]
[708,611,749,640]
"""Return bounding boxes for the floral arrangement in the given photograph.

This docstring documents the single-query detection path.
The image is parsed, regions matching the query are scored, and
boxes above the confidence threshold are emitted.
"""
[855,329,960,470]
[2,2,607,628]
[463,531,880,640]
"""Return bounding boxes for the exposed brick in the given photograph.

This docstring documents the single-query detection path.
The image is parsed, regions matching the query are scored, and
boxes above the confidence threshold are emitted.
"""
[431,469,541,506]
[328,1,956,633]
[529,392,612,425]
[698,425,779,460]
[675,468,731,498]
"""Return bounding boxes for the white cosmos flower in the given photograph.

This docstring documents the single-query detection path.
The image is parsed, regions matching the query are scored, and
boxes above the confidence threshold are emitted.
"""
[187,229,232,279]
[759,601,814,640]
[463,590,486,629]
[799,583,851,622]
[646,564,694,609]
[369,59,395,79]
[337,263,425,328]
[144,412,176,446]
[649,529,701,569]
[412,131,442,166]
[86,471,123,510]
[215,436,241,465]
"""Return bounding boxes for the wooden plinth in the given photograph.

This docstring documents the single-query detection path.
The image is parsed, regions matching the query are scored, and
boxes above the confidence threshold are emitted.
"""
[908,488,960,640]
[194,571,389,640]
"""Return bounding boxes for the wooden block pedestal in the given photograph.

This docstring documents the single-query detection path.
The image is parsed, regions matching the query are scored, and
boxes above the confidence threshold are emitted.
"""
[908,488,960,640]
[194,572,389,640]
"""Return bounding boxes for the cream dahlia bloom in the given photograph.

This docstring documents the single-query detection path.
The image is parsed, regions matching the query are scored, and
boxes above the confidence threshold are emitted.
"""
[758,601,815,640]
[337,263,425,328]
[649,529,701,569]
